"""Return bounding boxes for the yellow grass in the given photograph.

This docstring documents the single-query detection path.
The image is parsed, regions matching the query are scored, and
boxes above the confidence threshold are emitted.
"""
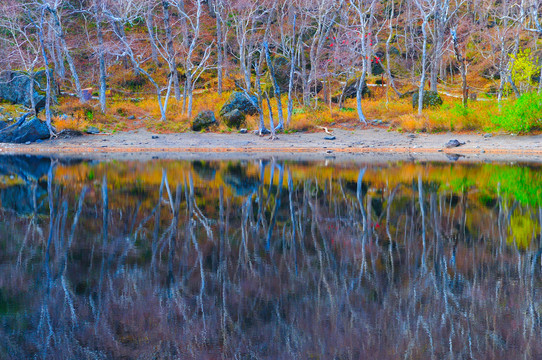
[50,80,507,135]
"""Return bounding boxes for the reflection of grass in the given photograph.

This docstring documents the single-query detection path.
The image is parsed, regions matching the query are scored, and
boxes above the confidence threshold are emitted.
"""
[509,210,540,249]
[484,165,542,206]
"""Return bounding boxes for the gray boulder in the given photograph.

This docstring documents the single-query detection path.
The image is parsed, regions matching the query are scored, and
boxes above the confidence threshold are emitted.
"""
[412,91,443,109]
[332,78,370,103]
[86,126,100,134]
[220,92,259,117]
[0,70,54,112]
[445,139,465,148]
[222,109,246,129]
[192,110,217,131]
[0,113,51,144]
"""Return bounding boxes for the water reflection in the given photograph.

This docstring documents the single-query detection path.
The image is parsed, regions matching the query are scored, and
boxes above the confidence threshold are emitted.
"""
[1,155,542,359]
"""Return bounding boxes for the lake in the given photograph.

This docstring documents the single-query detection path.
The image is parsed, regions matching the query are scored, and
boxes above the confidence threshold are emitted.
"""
[0,155,541,359]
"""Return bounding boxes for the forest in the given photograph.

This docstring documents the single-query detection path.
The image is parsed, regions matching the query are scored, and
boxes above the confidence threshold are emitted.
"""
[1,0,542,137]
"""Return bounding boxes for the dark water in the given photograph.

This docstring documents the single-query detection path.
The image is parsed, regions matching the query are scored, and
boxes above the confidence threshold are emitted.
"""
[1,155,542,359]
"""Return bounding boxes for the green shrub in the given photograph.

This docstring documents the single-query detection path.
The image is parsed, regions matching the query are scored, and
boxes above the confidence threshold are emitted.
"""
[492,92,542,133]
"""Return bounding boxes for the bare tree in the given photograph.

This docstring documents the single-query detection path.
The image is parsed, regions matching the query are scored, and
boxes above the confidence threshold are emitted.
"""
[414,0,434,115]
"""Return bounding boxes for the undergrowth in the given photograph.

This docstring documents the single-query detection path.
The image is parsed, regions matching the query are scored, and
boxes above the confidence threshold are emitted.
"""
[50,88,542,135]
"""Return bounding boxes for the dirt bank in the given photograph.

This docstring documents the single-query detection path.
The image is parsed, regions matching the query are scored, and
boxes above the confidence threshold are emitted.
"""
[1,128,541,162]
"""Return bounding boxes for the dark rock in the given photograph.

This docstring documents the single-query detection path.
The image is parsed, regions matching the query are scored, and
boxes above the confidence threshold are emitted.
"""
[86,126,100,135]
[192,110,217,131]
[239,128,248,134]
[445,139,465,148]
[270,56,296,93]
[0,114,50,144]
[220,92,259,117]
[332,78,370,103]
[222,109,246,129]
[127,115,136,120]
[265,55,306,95]
[82,88,93,102]
[324,135,336,140]
[412,91,443,109]
[483,133,493,138]
[253,128,271,135]
[152,135,159,139]
[0,70,55,113]
[57,129,83,138]
[398,90,416,99]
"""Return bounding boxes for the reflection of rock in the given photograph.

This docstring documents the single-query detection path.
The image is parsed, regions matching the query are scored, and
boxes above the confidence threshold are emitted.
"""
[0,184,46,215]
[192,161,218,181]
[344,180,368,197]
[0,155,51,181]
[223,163,260,196]
[446,153,464,161]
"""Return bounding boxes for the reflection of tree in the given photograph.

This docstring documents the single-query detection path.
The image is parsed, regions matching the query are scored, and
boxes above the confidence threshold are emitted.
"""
[1,159,542,358]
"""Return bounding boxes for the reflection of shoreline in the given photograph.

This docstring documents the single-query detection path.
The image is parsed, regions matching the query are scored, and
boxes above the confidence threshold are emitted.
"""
[2,149,542,164]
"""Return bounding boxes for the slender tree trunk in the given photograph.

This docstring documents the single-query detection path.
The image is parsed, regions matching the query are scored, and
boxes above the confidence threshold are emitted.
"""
[35,9,54,136]
[48,7,83,102]
[162,1,181,101]
[430,0,444,92]
[384,0,403,102]
[300,42,309,107]
[187,74,194,119]
[265,92,276,139]
[508,33,521,98]
[452,29,468,107]
[145,4,161,67]
[28,71,36,113]
[418,16,429,115]
[356,75,367,124]
[215,1,223,95]
[287,14,297,126]
[95,0,107,113]
[264,42,285,131]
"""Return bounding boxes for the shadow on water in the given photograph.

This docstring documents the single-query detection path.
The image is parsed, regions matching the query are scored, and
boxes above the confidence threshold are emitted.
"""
[1,156,542,359]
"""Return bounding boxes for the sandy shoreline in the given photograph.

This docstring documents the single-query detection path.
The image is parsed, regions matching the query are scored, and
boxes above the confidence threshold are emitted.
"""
[1,128,541,162]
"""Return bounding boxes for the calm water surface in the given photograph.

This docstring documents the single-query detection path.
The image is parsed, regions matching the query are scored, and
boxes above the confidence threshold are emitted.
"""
[1,155,542,359]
